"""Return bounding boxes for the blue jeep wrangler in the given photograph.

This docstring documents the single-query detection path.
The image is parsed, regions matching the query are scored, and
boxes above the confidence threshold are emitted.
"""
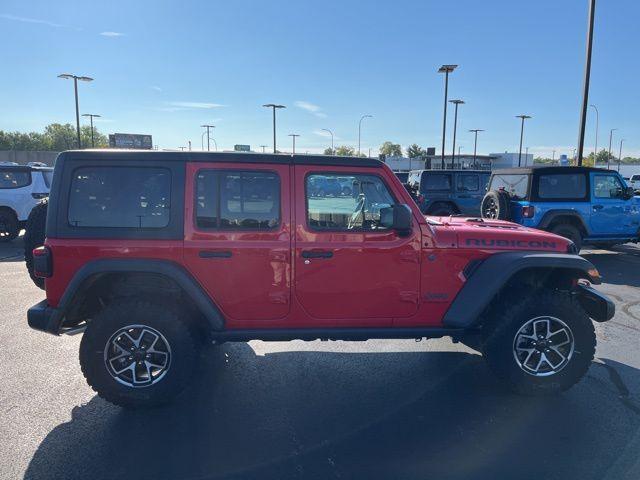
[481,166,640,251]
[407,169,491,216]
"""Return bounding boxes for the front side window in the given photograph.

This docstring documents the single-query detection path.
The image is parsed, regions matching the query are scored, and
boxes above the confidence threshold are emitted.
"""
[307,173,395,231]
[68,167,171,228]
[457,174,480,192]
[594,174,624,199]
[196,170,280,230]
[538,174,587,199]
[489,174,529,199]
[0,169,30,189]
[422,173,451,191]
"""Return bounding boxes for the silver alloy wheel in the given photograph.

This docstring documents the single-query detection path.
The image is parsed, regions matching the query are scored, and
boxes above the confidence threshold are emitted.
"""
[104,325,171,388]
[512,316,575,377]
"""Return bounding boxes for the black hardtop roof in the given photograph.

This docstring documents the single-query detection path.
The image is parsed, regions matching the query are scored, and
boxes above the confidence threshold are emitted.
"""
[409,169,491,174]
[56,150,383,168]
[492,166,613,175]
[0,164,53,171]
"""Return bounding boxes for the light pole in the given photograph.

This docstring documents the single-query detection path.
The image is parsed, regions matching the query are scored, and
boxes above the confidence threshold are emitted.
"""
[552,150,556,162]
[321,128,334,154]
[263,104,286,153]
[469,129,483,169]
[449,99,464,168]
[576,0,597,166]
[516,115,532,167]
[618,138,625,172]
[58,73,93,148]
[438,64,458,169]
[589,104,599,158]
[525,147,529,166]
[201,124,215,151]
[260,145,268,153]
[288,134,300,154]
[607,128,617,169]
[81,113,101,148]
[358,115,372,155]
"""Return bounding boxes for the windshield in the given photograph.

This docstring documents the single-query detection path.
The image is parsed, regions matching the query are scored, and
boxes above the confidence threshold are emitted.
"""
[489,174,529,199]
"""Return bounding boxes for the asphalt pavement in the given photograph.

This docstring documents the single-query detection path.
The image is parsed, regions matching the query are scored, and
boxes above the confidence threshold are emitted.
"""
[1,237,640,480]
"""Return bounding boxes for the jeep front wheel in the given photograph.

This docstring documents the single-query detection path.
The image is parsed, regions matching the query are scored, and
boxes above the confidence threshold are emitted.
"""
[79,299,199,408]
[0,209,19,242]
[483,290,595,395]
[550,223,582,252]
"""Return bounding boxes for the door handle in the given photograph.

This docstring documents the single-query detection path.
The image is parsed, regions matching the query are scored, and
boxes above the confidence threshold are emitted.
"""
[199,250,232,258]
[301,250,333,259]
[593,205,604,211]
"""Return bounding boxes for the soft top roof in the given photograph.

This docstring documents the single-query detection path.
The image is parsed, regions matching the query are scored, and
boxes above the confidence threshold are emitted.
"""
[0,164,53,172]
[492,166,612,175]
[56,150,383,168]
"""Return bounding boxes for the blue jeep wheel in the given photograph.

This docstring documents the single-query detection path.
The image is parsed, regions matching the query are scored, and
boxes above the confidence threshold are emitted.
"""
[550,223,582,252]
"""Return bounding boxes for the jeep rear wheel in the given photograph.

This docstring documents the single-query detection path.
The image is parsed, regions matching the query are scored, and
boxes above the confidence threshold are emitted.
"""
[0,209,19,242]
[24,199,48,289]
[483,290,595,395]
[80,299,200,408]
[428,203,455,216]
[550,223,582,252]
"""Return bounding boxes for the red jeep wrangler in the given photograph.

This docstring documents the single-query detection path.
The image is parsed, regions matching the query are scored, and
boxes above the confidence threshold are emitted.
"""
[28,151,614,408]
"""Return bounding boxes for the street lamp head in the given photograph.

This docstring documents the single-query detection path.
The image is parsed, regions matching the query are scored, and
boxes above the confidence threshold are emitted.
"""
[57,73,74,80]
[82,113,101,118]
[516,114,532,120]
[263,103,286,109]
[77,76,93,82]
[438,64,458,73]
[361,114,372,120]
[469,129,484,133]
[200,124,216,128]
[449,99,465,105]
[288,133,300,137]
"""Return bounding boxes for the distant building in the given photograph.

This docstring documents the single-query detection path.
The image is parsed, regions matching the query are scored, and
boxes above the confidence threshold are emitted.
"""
[383,152,534,172]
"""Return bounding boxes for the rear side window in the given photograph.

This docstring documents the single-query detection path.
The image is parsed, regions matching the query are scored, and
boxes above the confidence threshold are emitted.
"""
[0,169,31,189]
[422,173,451,191]
[538,174,586,199]
[456,174,480,192]
[68,167,171,228]
[196,170,280,230]
[489,174,529,199]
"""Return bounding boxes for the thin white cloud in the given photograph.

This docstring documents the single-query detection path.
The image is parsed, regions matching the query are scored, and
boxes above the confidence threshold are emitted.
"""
[151,86,162,92]
[100,31,125,37]
[168,101,225,109]
[313,129,339,140]
[0,13,64,28]
[295,100,327,118]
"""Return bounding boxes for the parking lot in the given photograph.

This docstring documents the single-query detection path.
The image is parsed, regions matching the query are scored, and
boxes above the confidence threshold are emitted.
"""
[1,237,639,480]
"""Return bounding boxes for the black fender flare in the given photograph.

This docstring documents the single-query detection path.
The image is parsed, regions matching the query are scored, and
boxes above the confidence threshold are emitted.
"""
[51,259,225,333]
[442,252,604,328]
[538,209,589,234]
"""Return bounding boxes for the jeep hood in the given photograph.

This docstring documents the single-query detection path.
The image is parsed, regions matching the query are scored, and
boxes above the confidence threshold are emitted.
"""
[427,216,571,252]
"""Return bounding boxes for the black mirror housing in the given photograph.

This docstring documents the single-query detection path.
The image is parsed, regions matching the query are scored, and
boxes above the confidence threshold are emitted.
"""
[380,204,412,235]
[624,186,635,200]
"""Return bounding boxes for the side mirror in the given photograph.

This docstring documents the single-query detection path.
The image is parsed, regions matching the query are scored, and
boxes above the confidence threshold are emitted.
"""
[623,186,635,200]
[380,204,412,235]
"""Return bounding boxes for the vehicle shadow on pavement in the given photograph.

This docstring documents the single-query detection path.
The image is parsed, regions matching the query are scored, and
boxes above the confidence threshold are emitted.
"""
[0,236,24,262]
[583,246,640,287]
[24,345,640,480]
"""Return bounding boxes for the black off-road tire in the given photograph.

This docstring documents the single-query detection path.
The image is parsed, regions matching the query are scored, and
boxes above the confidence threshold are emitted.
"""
[24,199,48,289]
[428,203,455,216]
[80,299,200,408]
[481,190,511,220]
[0,208,19,242]
[549,223,582,253]
[483,290,595,396]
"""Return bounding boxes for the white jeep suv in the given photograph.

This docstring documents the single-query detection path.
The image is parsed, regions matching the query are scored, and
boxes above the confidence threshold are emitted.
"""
[0,163,53,242]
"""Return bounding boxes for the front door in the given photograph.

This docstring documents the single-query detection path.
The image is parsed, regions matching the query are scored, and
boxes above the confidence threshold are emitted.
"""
[293,166,421,325]
[183,162,291,326]
[590,173,636,236]
[455,172,484,216]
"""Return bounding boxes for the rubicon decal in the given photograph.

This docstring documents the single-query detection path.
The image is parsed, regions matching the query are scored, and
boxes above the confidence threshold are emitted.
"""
[465,238,558,249]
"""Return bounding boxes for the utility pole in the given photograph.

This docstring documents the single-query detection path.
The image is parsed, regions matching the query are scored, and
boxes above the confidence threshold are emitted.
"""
[263,104,286,153]
[358,115,372,155]
[201,124,215,151]
[590,104,599,158]
[618,138,625,172]
[516,115,532,167]
[288,134,300,154]
[469,129,483,169]
[81,113,101,148]
[607,128,617,169]
[260,145,267,153]
[58,73,94,148]
[576,0,597,166]
[438,64,458,169]
[321,128,334,153]
[449,99,464,168]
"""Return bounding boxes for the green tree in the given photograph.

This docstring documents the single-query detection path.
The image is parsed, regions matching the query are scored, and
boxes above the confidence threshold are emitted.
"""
[380,141,402,157]
[323,147,335,155]
[334,145,356,156]
[44,123,79,150]
[80,125,108,148]
[406,144,426,158]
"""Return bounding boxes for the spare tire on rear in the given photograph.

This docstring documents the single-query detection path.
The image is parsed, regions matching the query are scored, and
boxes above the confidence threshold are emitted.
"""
[481,190,511,220]
[24,199,48,290]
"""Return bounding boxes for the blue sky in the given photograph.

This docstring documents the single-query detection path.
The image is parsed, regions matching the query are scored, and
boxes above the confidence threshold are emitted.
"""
[1,0,638,157]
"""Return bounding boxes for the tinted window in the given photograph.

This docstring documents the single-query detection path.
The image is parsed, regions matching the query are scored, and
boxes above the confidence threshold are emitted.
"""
[593,174,624,199]
[422,173,451,191]
[489,174,529,199]
[307,173,395,231]
[68,167,171,228]
[196,170,280,230]
[395,172,409,184]
[0,169,30,189]
[538,174,586,199]
[456,174,480,192]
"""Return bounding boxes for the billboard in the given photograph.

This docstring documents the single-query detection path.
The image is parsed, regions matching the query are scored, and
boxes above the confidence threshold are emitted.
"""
[109,133,153,149]
[234,144,251,152]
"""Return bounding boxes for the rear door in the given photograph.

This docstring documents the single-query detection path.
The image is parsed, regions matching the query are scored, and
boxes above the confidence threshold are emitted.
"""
[183,162,291,326]
[455,173,483,216]
[293,166,421,325]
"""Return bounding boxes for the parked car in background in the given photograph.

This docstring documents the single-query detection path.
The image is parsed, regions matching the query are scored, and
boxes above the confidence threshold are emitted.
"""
[0,164,53,241]
[629,174,640,193]
[481,166,640,251]
[307,175,343,197]
[394,171,409,184]
[407,169,491,216]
